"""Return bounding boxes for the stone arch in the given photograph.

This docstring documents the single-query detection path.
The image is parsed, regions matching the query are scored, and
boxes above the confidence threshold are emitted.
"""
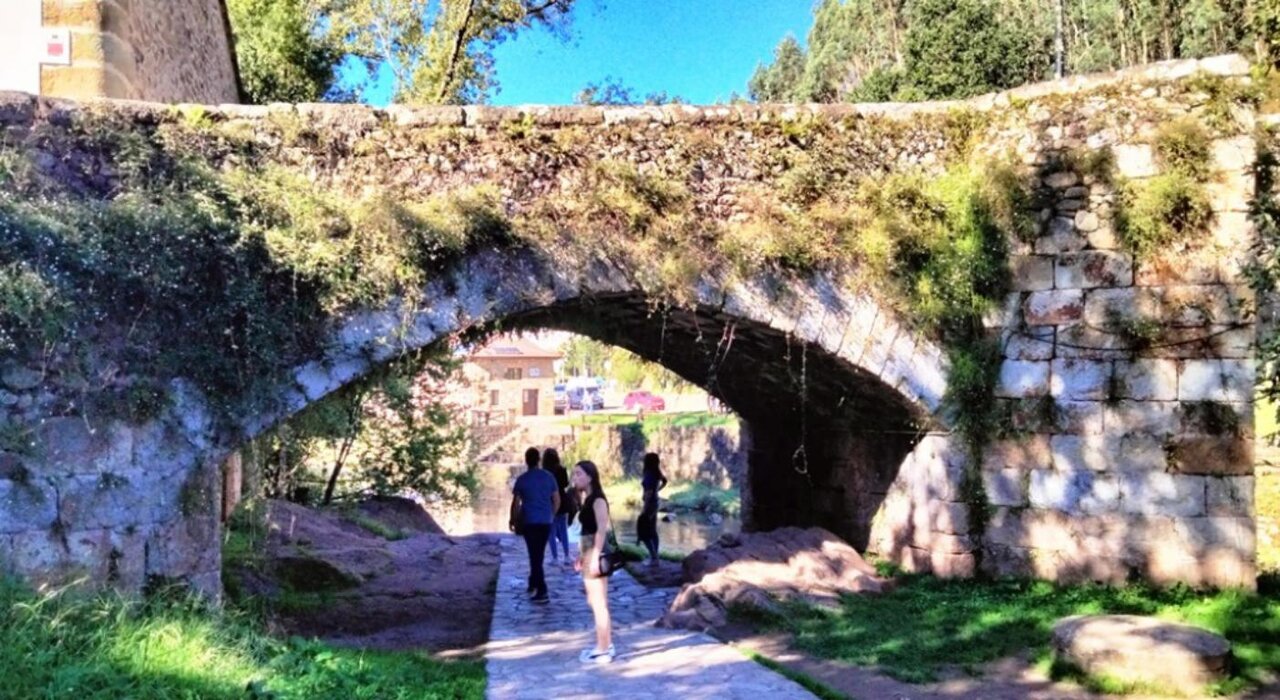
[256,247,951,554]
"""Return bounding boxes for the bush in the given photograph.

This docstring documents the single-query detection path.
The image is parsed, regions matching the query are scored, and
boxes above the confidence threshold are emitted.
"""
[1116,171,1214,256]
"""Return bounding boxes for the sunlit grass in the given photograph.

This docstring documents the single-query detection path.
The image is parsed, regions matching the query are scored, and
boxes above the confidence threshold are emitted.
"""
[0,578,484,699]
[736,574,1280,694]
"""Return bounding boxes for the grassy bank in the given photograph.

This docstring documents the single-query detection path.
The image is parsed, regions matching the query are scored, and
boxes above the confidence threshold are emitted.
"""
[605,478,740,517]
[736,574,1280,695]
[567,410,737,430]
[0,579,484,699]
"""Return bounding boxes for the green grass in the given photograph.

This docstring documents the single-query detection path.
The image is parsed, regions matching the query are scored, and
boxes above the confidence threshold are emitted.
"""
[0,578,484,699]
[615,541,686,563]
[743,650,851,700]
[569,410,736,430]
[341,510,409,541]
[736,574,1280,693]
[605,478,740,517]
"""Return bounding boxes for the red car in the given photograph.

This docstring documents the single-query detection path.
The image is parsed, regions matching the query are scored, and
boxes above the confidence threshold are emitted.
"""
[622,390,666,413]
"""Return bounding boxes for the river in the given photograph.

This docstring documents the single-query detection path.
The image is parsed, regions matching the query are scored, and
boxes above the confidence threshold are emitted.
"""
[445,464,741,554]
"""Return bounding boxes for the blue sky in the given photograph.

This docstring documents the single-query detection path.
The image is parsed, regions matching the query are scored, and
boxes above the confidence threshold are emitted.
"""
[349,0,814,106]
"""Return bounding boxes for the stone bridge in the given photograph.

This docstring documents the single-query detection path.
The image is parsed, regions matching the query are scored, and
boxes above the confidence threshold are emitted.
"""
[0,55,1262,595]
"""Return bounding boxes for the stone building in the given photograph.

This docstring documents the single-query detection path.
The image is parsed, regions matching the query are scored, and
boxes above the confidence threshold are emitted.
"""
[462,336,561,423]
[0,0,240,103]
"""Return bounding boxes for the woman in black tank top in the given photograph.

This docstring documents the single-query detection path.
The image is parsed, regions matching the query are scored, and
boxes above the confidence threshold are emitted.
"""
[572,460,614,663]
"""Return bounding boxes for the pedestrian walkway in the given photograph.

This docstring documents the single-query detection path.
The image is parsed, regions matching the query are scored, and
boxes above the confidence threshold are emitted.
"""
[484,536,816,700]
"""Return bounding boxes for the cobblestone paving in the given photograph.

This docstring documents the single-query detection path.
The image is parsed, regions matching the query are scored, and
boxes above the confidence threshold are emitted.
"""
[484,536,815,700]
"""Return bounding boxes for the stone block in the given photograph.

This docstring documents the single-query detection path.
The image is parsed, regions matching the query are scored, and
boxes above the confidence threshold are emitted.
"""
[1166,435,1252,476]
[58,470,155,530]
[1050,359,1111,401]
[1206,476,1253,516]
[9,530,69,584]
[1210,136,1255,173]
[929,501,971,535]
[1156,285,1243,327]
[1010,256,1054,291]
[1205,170,1252,214]
[929,550,976,578]
[983,469,1028,507]
[982,543,1033,578]
[1055,401,1105,435]
[1135,251,1218,286]
[1045,171,1080,189]
[1051,434,1166,472]
[1113,144,1157,178]
[1051,615,1231,690]
[996,360,1050,398]
[0,478,58,534]
[1055,252,1133,289]
[1,365,42,391]
[1083,287,1159,326]
[1211,211,1251,248]
[1112,359,1177,400]
[1002,325,1055,360]
[1074,210,1100,233]
[1035,218,1087,254]
[1055,324,1131,359]
[1177,360,1253,402]
[1102,400,1178,435]
[1086,223,1120,250]
[1120,473,1206,517]
[35,418,132,476]
[983,436,1052,472]
[1024,290,1084,325]
[1030,469,1120,514]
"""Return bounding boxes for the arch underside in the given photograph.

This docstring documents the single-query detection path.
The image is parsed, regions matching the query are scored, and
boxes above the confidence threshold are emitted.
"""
[500,293,930,549]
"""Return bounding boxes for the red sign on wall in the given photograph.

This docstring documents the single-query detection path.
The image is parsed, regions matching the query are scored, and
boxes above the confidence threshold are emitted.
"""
[41,29,71,65]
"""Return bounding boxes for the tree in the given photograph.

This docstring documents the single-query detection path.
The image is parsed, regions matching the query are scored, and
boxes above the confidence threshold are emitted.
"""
[575,76,686,105]
[751,0,1254,104]
[314,0,577,104]
[226,0,342,103]
[748,35,806,102]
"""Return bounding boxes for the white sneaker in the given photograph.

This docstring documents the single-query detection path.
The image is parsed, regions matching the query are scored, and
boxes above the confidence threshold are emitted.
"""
[578,644,615,664]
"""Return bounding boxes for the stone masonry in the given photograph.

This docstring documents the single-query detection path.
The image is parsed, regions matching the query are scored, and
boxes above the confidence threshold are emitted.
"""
[0,55,1262,594]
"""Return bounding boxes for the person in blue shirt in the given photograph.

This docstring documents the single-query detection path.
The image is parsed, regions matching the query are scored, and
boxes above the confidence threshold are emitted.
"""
[510,447,560,603]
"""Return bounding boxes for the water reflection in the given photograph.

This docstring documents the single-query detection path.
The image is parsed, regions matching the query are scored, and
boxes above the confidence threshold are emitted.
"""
[449,466,740,554]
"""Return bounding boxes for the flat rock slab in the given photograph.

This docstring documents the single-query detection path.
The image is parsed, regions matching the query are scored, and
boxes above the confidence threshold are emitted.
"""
[1051,615,1231,689]
[484,536,815,699]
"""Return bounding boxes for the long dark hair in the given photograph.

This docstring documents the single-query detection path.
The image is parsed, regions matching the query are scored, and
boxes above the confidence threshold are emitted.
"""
[642,452,663,481]
[543,448,562,472]
[575,460,605,500]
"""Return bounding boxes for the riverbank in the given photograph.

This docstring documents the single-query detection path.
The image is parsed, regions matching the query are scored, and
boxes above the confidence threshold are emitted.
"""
[606,478,741,517]
[0,579,485,699]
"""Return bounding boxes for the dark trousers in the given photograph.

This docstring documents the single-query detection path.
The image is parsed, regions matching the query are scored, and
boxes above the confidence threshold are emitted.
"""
[522,523,552,596]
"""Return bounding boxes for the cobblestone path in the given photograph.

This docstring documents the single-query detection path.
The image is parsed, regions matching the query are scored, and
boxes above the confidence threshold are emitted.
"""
[484,536,815,699]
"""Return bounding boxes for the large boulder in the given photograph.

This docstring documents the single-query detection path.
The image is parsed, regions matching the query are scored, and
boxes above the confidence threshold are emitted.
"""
[657,527,889,631]
[355,495,445,535]
[1051,615,1231,690]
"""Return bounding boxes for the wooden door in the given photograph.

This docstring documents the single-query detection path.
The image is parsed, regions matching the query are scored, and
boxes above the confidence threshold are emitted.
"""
[522,388,539,416]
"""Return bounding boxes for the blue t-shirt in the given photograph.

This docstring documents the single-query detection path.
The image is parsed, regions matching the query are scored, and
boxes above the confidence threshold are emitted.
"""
[513,469,558,525]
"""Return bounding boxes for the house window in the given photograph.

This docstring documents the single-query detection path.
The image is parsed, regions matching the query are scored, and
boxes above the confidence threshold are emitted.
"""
[529,367,541,378]
[504,367,523,380]
[490,390,500,406]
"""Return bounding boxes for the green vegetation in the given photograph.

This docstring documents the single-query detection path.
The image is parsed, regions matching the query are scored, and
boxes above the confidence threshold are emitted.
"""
[614,542,687,563]
[742,651,850,700]
[736,574,1280,694]
[606,478,741,518]
[571,411,736,430]
[751,0,1256,103]
[1116,118,1216,257]
[0,579,484,699]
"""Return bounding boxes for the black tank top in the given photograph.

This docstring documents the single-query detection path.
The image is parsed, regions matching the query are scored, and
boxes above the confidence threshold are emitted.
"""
[579,492,607,536]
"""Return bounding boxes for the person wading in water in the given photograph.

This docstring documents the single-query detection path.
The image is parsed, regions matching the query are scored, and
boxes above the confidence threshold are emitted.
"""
[572,460,614,663]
